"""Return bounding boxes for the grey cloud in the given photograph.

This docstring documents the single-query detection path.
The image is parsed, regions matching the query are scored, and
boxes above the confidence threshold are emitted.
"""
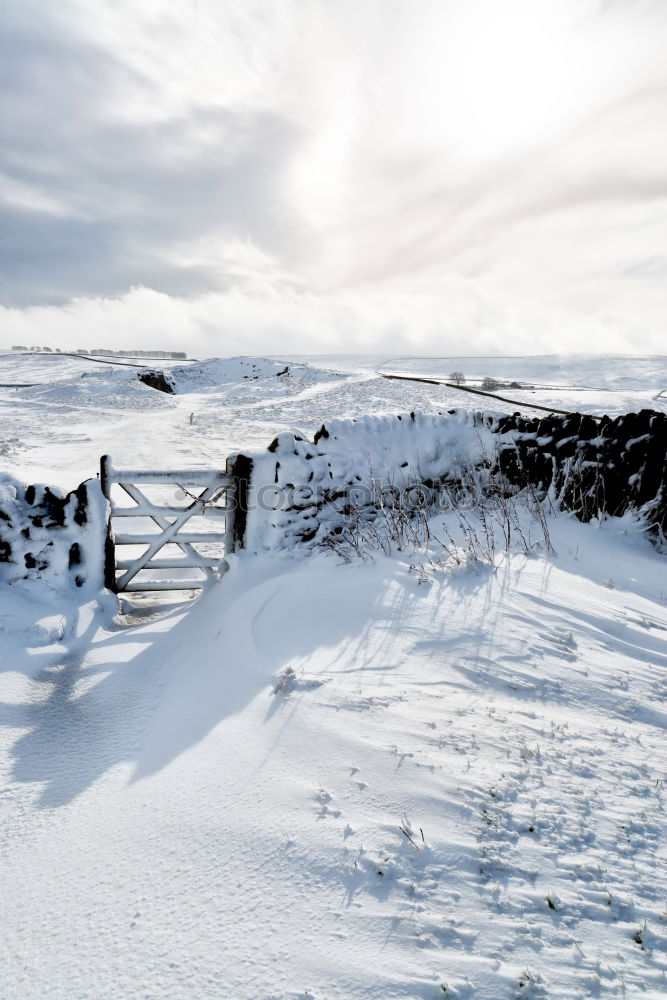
[0,5,304,304]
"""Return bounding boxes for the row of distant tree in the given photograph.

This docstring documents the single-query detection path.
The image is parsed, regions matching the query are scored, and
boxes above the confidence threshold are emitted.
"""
[11,346,187,359]
[12,345,56,352]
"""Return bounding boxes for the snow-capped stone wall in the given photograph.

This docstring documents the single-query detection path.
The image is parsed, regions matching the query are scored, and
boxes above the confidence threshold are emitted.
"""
[236,409,498,552]
[0,474,109,595]
[234,408,667,552]
[2,406,662,596]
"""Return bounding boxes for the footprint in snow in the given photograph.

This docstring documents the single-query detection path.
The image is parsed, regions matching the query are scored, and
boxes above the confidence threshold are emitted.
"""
[315,788,341,820]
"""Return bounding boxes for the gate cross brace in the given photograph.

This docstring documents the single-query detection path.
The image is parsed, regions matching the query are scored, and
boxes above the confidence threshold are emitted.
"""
[113,481,228,591]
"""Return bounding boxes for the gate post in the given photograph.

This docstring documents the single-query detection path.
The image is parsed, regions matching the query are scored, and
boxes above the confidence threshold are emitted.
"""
[227,453,253,551]
[100,453,112,501]
[99,454,117,591]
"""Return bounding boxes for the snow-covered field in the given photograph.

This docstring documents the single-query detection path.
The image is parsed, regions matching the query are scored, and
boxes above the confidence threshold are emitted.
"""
[1,352,666,999]
[374,356,667,419]
[1,352,665,488]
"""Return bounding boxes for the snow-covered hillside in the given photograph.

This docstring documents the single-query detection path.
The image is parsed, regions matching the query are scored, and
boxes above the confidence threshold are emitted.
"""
[0,352,482,487]
[14,368,176,411]
[169,356,347,395]
[1,352,666,999]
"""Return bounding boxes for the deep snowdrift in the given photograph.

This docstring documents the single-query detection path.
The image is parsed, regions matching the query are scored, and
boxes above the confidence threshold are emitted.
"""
[1,514,666,999]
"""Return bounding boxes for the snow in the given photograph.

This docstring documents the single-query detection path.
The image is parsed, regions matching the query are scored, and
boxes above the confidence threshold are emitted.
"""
[373,355,667,419]
[14,368,176,411]
[2,517,666,998]
[1,351,666,999]
[242,409,497,553]
[169,356,347,396]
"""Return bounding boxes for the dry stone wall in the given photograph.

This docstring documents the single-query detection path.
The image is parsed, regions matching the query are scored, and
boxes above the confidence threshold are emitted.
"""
[1,406,663,598]
[495,408,666,538]
[234,408,667,551]
[0,475,108,594]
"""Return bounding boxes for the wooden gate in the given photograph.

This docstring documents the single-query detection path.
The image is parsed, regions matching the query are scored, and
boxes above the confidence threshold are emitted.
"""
[100,454,235,593]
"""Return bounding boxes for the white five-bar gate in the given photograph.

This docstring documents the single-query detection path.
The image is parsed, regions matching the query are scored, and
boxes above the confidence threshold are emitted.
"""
[100,454,236,593]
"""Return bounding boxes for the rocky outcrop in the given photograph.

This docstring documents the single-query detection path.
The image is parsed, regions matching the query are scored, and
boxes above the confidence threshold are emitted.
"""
[137,369,175,394]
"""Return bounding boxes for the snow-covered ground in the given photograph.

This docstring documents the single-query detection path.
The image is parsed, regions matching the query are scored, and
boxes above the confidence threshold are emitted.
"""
[1,352,666,999]
[2,514,666,999]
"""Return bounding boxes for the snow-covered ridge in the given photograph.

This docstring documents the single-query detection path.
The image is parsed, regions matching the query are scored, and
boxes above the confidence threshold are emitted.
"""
[4,356,347,414]
[13,367,176,411]
[169,356,347,395]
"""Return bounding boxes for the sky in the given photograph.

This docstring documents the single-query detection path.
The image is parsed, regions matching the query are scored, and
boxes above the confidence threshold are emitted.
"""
[1,0,666,356]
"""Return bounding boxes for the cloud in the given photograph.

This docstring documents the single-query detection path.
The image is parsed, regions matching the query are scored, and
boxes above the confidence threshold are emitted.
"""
[1,0,666,353]
[0,1,305,305]
[1,278,663,358]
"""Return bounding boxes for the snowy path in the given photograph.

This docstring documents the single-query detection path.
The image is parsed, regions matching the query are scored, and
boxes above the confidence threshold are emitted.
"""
[0,367,480,488]
[2,518,666,999]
